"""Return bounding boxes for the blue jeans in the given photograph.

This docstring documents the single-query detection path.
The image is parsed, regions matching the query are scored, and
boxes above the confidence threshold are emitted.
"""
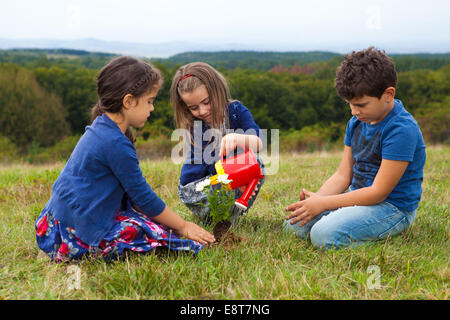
[283,201,417,250]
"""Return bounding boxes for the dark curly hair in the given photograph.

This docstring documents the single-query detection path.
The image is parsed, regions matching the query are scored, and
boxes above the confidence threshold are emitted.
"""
[334,47,397,100]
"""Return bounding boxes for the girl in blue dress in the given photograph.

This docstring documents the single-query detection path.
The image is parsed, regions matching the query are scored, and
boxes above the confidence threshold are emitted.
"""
[35,56,215,262]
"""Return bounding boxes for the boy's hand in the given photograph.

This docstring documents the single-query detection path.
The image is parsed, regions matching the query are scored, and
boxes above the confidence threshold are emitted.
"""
[299,189,306,201]
[285,189,326,226]
[176,221,216,245]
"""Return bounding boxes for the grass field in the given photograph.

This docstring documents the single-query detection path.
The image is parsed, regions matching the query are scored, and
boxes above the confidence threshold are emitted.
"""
[0,146,448,300]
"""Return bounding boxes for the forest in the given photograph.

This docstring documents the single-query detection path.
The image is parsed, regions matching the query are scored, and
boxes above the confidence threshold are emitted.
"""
[0,48,448,163]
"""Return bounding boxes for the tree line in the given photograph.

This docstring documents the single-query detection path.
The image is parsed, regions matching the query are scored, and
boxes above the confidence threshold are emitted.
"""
[0,49,448,159]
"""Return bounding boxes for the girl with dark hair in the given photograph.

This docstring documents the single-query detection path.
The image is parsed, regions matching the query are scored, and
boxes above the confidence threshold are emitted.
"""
[35,56,215,262]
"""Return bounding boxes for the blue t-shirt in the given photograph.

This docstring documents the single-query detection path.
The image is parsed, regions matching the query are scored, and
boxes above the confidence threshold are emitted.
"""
[45,114,166,246]
[344,99,426,212]
[179,100,262,186]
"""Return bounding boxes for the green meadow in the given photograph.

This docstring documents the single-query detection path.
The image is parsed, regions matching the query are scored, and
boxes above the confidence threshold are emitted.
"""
[0,146,448,300]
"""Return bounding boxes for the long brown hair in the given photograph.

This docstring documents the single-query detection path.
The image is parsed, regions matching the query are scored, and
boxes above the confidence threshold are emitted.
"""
[170,62,232,143]
[91,56,162,143]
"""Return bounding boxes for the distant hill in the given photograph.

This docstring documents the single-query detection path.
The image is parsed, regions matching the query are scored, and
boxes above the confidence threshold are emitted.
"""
[0,38,275,58]
[1,48,449,72]
[154,51,342,70]
[390,53,450,72]
[2,37,450,60]
[7,48,116,57]
[0,48,118,69]
[0,48,344,71]
[154,51,450,71]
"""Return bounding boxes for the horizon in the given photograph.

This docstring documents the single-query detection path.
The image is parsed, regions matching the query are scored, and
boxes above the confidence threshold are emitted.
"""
[2,41,450,56]
[1,37,450,59]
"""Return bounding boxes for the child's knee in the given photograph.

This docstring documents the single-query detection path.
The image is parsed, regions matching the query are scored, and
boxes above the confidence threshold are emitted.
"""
[282,218,309,239]
[310,223,331,249]
[310,220,349,250]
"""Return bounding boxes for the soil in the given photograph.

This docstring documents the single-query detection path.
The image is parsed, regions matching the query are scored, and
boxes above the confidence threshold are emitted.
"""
[213,220,232,240]
[212,220,247,249]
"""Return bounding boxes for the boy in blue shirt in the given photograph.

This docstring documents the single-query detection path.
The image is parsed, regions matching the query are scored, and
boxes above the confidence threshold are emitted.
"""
[284,47,426,249]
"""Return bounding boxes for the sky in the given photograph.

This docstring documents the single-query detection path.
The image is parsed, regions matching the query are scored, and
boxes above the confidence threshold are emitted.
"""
[1,0,450,53]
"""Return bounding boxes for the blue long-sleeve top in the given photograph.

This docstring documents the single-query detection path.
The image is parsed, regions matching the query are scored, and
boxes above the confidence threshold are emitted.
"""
[179,100,263,186]
[44,114,166,246]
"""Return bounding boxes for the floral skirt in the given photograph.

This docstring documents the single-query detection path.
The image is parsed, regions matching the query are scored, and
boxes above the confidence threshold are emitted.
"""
[35,209,204,262]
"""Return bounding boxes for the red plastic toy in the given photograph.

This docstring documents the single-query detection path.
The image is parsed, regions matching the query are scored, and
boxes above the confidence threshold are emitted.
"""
[210,145,264,211]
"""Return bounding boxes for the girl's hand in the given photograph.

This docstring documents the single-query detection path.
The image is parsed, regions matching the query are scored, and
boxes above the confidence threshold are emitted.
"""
[176,221,216,245]
[219,133,238,157]
[284,189,326,226]
[238,181,261,198]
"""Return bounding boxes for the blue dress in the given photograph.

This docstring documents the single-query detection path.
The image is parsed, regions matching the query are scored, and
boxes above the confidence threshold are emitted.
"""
[36,207,203,262]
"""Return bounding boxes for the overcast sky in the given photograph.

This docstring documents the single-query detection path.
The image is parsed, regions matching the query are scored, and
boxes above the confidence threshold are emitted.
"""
[1,0,449,53]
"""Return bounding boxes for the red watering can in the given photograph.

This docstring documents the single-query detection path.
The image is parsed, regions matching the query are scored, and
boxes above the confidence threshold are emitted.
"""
[210,145,264,211]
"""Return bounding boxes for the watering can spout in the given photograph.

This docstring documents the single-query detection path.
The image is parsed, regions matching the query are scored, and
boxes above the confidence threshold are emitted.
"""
[210,145,264,211]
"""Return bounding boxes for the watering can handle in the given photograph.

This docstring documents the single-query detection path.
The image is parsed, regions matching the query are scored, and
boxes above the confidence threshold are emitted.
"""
[235,177,259,210]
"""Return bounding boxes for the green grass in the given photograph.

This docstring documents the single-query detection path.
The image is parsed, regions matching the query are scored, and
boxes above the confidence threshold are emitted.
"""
[0,146,448,300]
